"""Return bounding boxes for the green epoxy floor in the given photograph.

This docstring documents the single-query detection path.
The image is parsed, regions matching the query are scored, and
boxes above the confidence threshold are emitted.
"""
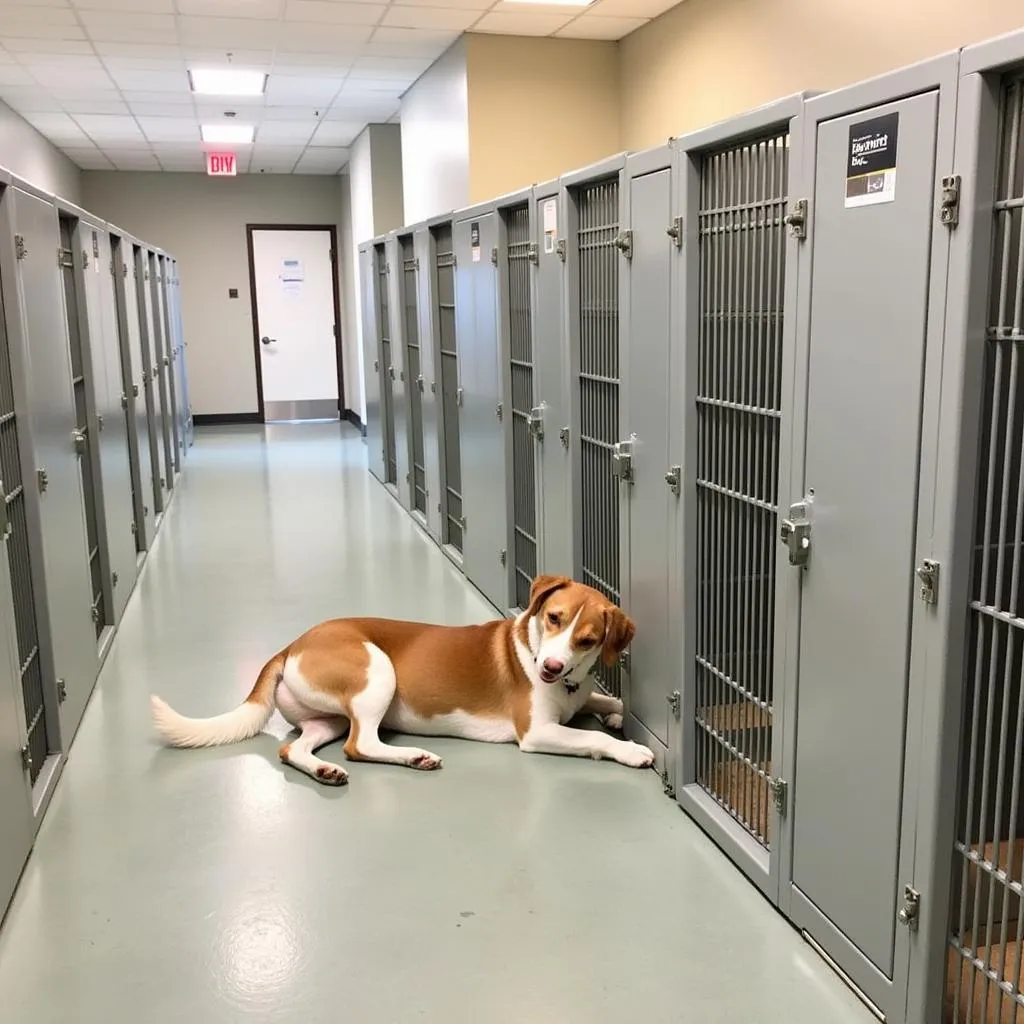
[0,424,873,1024]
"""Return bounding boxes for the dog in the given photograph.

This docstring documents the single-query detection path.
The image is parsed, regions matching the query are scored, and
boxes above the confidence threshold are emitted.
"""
[150,574,655,785]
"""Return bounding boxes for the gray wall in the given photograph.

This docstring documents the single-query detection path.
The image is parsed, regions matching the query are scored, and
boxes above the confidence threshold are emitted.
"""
[81,171,349,419]
[0,100,81,203]
[399,37,469,224]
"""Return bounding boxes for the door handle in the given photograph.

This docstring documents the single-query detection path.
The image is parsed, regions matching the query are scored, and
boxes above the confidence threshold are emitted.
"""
[261,336,274,345]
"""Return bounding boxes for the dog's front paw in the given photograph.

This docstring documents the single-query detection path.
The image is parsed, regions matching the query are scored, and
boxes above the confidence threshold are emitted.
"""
[615,740,654,769]
[603,712,623,732]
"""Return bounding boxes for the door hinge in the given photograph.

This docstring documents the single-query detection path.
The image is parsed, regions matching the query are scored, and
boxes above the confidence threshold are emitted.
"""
[130,520,137,535]
[768,777,788,816]
[612,436,635,484]
[939,175,961,228]
[112,571,119,587]
[897,885,920,929]
[97,414,104,432]
[329,248,335,262]
[122,264,128,278]
[784,199,808,240]
[20,745,31,773]
[109,259,116,276]
[499,548,506,567]
[495,402,503,422]
[559,426,570,449]
[72,427,87,456]
[373,359,379,372]
[780,496,813,567]
[82,251,90,270]
[490,246,498,265]
[613,229,633,259]
[661,768,675,799]
[91,605,100,623]
[57,678,67,703]
[458,515,467,531]
[666,216,684,248]
[528,243,539,265]
[556,238,567,262]
[36,468,49,493]
[14,235,27,260]
[456,387,464,407]
[618,649,631,673]
[668,690,681,719]
[665,465,681,495]
[916,559,940,605]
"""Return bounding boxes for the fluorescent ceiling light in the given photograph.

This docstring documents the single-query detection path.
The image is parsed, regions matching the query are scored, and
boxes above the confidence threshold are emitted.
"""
[189,68,267,97]
[201,123,254,144]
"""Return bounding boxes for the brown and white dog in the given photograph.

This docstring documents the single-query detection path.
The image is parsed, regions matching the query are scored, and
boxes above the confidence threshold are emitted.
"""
[150,574,654,785]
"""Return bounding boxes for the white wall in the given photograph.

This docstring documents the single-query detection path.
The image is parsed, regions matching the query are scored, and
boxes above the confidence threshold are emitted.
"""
[0,101,81,203]
[81,171,349,419]
[399,37,469,224]
[347,129,374,423]
[338,173,360,430]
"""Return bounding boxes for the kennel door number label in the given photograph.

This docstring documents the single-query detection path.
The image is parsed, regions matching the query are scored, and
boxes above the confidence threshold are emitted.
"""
[470,222,480,263]
[845,111,899,208]
[543,199,557,254]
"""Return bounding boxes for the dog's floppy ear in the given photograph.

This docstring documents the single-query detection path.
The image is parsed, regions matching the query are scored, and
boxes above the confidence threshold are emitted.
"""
[526,574,571,618]
[601,607,636,667]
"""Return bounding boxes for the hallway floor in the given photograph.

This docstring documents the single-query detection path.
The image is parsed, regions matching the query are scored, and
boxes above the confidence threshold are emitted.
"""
[0,424,873,1024]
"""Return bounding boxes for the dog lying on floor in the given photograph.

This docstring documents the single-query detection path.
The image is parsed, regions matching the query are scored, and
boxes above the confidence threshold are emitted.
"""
[150,573,654,785]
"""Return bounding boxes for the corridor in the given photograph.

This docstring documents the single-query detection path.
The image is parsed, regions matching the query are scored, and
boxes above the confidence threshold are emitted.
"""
[0,424,872,1024]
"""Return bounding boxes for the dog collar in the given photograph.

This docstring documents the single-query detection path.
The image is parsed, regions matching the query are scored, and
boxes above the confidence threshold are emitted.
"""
[564,681,580,695]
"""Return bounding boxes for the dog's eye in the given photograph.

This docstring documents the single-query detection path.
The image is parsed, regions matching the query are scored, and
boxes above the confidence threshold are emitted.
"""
[546,612,559,626]
[577,638,596,650]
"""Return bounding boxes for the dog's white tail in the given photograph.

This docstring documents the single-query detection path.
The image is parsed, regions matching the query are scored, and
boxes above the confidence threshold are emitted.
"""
[150,651,286,748]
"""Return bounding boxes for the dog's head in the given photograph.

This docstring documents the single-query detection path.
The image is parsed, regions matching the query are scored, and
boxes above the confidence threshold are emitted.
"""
[523,574,635,684]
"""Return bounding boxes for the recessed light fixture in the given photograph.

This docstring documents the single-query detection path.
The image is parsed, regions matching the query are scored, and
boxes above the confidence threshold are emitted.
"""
[189,68,267,97]
[201,123,254,144]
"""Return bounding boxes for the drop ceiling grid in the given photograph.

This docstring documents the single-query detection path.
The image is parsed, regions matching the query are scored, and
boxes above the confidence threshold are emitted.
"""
[0,0,683,174]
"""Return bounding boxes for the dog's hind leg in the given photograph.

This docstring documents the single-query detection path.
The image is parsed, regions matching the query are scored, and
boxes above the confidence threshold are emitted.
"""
[279,717,349,786]
[343,643,443,771]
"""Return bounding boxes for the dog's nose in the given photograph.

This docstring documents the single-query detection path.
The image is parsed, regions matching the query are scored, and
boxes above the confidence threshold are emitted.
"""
[543,658,564,676]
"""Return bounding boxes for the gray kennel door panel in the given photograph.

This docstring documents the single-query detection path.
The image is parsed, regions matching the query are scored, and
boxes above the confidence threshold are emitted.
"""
[532,189,572,580]
[83,228,137,619]
[11,189,98,738]
[455,212,508,610]
[790,91,938,980]
[625,166,673,749]
[359,247,385,483]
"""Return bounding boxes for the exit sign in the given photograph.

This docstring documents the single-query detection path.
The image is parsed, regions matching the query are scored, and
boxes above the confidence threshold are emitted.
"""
[206,152,237,176]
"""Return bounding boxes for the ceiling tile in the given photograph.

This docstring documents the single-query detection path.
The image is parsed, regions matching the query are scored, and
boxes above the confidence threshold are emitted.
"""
[94,42,186,57]
[73,113,146,139]
[2,7,80,29]
[100,57,186,72]
[471,10,574,34]
[2,38,93,54]
[13,52,106,68]
[555,14,646,38]
[0,66,35,86]
[349,55,431,76]
[120,90,196,105]
[364,27,459,55]
[29,66,116,90]
[310,119,360,145]
[176,17,282,47]
[259,104,321,120]
[284,1,385,24]
[78,11,176,42]
[137,116,200,142]
[264,75,345,104]
[387,0,491,6]
[60,98,131,114]
[2,25,87,42]
[46,87,123,102]
[63,149,116,170]
[255,119,317,142]
[380,5,480,30]
[106,68,189,92]
[176,0,284,17]
[325,95,399,119]
[589,0,683,15]
[0,89,65,113]
[155,153,206,171]
[127,100,197,116]
[23,111,80,133]
[279,23,375,48]
[270,51,353,68]
[70,0,175,11]
[183,48,273,65]
[111,152,162,170]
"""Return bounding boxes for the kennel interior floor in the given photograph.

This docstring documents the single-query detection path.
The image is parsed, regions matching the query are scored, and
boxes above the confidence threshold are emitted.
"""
[0,423,875,1024]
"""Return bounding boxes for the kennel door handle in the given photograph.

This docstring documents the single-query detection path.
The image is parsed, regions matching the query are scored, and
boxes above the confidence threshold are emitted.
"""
[261,336,274,345]
[780,497,813,567]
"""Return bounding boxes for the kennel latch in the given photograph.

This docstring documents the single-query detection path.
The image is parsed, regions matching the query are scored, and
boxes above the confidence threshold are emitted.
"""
[612,436,635,484]
[897,885,920,929]
[915,559,940,605]
[780,498,813,567]
[527,405,545,440]
[939,175,961,228]
[768,777,788,816]
[784,199,808,240]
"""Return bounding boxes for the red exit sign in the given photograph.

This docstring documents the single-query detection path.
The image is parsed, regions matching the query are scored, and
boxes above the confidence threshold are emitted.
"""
[206,152,237,176]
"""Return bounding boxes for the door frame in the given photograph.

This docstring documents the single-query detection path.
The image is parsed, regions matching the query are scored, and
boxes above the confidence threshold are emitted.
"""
[245,223,346,423]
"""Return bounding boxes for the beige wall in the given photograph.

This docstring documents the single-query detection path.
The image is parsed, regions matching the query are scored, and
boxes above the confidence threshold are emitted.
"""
[0,101,81,203]
[399,38,470,224]
[620,0,1024,149]
[465,34,620,202]
[81,172,349,419]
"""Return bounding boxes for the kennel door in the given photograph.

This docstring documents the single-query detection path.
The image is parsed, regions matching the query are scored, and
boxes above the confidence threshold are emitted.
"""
[359,245,385,484]
[788,90,938,1000]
